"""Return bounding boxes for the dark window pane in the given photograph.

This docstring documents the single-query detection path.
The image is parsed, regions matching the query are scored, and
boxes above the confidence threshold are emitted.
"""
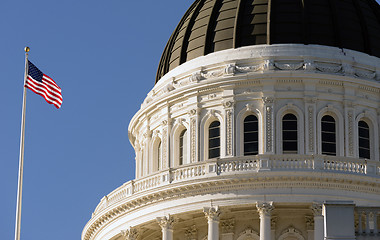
[321,115,336,156]
[244,115,259,156]
[209,121,220,159]
[282,114,298,153]
[209,138,220,148]
[358,120,370,159]
[209,148,220,158]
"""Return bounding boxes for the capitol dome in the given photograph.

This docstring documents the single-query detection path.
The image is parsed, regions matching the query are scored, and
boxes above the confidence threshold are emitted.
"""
[156,0,380,83]
[83,1,380,240]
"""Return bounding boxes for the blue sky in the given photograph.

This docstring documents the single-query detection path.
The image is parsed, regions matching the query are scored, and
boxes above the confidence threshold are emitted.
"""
[0,1,192,239]
[2,1,380,240]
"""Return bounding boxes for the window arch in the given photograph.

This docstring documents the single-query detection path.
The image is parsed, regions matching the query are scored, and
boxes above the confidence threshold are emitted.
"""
[358,120,370,159]
[209,121,220,159]
[244,115,258,155]
[179,129,187,165]
[321,115,336,156]
[282,113,298,154]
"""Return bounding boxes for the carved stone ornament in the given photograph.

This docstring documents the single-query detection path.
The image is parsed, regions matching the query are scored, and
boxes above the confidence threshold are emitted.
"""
[262,96,275,104]
[315,63,342,73]
[156,215,175,230]
[303,59,316,71]
[305,215,314,230]
[203,206,221,222]
[184,225,197,240]
[225,64,236,75]
[279,227,305,240]
[121,227,139,240]
[311,203,323,216]
[235,64,262,73]
[256,202,274,217]
[271,215,278,229]
[342,63,356,76]
[220,219,235,233]
[274,62,304,70]
[263,59,275,71]
[188,109,197,116]
[223,100,235,109]
[189,71,202,82]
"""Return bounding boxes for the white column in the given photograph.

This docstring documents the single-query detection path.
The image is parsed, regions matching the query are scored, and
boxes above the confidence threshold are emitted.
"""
[156,214,175,240]
[365,211,371,235]
[121,227,139,240]
[311,203,324,240]
[256,202,274,240]
[203,206,221,240]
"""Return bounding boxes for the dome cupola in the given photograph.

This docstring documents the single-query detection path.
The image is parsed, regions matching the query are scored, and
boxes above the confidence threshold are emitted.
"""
[156,0,380,83]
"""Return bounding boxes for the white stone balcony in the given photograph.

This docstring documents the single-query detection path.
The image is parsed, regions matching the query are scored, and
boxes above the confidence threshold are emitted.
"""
[92,154,380,217]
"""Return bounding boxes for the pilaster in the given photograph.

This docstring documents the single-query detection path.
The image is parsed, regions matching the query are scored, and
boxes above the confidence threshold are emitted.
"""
[305,97,317,154]
[223,100,235,157]
[188,107,200,163]
[262,97,275,154]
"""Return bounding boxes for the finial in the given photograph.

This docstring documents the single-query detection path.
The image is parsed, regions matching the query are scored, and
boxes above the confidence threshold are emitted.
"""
[24,47,30,52]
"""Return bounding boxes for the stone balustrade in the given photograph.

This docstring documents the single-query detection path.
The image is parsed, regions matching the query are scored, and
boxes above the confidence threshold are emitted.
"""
[92,154,380,216]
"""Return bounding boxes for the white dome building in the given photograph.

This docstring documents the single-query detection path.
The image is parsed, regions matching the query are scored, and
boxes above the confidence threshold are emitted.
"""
[82,0,380,240]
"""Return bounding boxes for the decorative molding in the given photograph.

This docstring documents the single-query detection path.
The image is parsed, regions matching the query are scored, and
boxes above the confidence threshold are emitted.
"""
[278,227,305,240]
[308,106,314,153]
[203,206,221,222]
[156,214,175,230]
[237,229,260,240]
[348,110,354,156]
[220,219,235,233]
[275,62,304,70]
[190,118,197,163]
[225,108,234,156]
[184,225,197,240]
[305,215,314,230]
[315,63,342,73]
[271,215,278,229]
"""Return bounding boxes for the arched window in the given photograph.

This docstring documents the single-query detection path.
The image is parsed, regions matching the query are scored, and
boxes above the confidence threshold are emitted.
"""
[179,129,187,165]
[282,113,298,154]
[244,115,258,155]
[157,141,162,171]
[209,121,220,159]
[321,115,336,156]
[358,121,370,159]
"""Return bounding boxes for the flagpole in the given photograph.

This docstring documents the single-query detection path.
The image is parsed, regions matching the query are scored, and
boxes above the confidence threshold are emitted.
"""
[14,47,30,240]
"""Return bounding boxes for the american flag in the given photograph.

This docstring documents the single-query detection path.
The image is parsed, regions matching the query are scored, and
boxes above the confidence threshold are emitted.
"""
[25,61,62,109]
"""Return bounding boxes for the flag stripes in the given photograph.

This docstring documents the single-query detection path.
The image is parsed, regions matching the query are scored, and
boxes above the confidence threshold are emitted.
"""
[25,61,62,109]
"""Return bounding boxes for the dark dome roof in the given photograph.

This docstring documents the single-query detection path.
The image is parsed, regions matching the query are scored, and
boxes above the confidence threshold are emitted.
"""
[156,0,380,83]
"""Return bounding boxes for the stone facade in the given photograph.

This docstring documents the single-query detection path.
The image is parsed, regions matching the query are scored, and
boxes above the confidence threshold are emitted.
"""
[82,44,380,240]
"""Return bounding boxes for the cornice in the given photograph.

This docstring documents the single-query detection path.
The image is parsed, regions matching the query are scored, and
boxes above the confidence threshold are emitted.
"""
[128,45,380,140]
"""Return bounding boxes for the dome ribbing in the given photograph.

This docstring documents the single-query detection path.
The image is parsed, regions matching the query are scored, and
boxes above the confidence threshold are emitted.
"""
[156,0,380,83]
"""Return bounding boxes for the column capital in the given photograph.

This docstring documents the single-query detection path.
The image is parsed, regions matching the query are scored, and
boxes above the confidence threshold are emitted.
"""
[203,206,221,222]
[311,203,323,216]
[256,202,274,217]
[156,214,175,230]
[121,227,139,240]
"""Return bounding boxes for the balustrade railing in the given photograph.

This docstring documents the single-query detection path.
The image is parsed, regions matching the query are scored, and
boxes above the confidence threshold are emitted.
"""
[93,155,380,215]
